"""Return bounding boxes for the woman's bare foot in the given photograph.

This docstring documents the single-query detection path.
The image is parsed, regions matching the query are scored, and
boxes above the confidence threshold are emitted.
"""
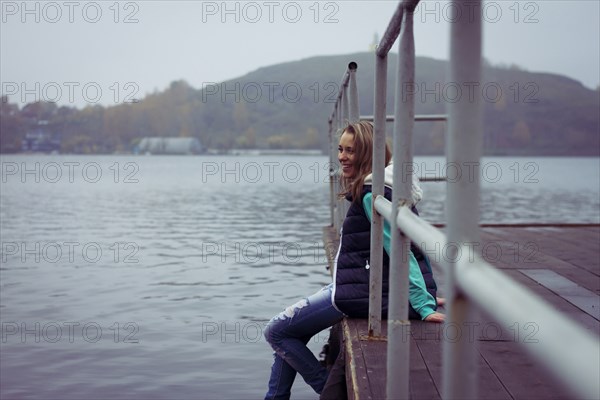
[436,297,446,306]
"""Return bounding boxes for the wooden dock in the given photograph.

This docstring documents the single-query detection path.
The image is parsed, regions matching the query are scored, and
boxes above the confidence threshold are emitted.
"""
[322,224,600,399]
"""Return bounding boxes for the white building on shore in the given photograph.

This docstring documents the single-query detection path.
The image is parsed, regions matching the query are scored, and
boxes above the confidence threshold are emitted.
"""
[135,137,202,155]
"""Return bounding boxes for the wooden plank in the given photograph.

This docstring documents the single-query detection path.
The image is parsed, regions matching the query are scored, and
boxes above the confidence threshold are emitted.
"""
[406,321,443,400]
[481,229,600,293]
[345,319,442,400]
[483,227,600,278]
[503,269,600,332]
[414,334,512,399]
[480,228,544,269]
[355,320,387,400]
[536,226,600,249]
[353,320,440,400]
[520,227,600,272]
[343,319,372,400]
[581,226,600,235]
[478,341,574,399]
[408,335,441,400]
[411,315,517,342]
[480,228,562,271]
[519,269,600,320]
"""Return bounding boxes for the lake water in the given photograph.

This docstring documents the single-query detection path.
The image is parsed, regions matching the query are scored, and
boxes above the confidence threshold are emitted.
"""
[1,155,598,399]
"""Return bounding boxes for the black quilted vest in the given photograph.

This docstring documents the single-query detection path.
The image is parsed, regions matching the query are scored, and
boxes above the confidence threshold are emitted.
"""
[334,185,437,319]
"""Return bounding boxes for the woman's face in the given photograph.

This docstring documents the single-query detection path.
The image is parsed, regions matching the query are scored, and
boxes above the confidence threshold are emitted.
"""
[338,131,356,178]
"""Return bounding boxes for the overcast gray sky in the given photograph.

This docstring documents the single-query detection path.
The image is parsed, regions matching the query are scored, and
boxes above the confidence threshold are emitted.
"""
[1,0,599,108]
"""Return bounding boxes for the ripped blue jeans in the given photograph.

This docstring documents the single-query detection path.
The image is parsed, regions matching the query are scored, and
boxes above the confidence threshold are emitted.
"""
[264,283,344,400]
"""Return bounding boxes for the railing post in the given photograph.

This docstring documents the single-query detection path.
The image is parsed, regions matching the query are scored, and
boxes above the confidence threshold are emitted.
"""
[334,103,342,232]
[328,118,335,227]
[348,62,359,122]
[340,62,360,235]
[368,54,388,337]
[443,0,483,399]
[336,102,345,232]
[338,82,351,226]
[387,5,414,400]
[342,82,349,126]
[329,64,359,234]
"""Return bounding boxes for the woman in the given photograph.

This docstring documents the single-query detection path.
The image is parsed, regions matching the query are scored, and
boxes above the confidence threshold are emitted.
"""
[264,121,444,399]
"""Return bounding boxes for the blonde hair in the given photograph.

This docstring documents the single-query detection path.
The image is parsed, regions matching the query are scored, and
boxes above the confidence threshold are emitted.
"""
[338,121,392,203]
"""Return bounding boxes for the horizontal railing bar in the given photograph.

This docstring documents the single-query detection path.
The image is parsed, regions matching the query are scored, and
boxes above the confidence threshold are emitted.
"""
[373,195,600,399]
[374,196,446,247]
[419,177,446,182]
[360,114,447,122]
[369,176,445,184]
[373,195,446,277]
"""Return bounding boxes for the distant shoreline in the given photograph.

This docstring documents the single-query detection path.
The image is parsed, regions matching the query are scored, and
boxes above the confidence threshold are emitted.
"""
[223,149,323,156]
[3,152,598,158]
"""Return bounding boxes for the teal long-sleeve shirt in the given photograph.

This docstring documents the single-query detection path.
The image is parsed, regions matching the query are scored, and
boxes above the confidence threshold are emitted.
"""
[362,192,436,320]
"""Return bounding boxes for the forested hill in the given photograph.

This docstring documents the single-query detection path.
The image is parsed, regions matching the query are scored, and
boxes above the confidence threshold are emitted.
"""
[2,52,598,155]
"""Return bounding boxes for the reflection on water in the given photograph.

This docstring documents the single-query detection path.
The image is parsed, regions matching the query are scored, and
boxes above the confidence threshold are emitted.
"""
[1,155,598,399]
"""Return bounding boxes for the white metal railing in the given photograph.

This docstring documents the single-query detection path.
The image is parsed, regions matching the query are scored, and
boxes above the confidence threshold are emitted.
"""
[326,0,600,399]
[375,198,600,399]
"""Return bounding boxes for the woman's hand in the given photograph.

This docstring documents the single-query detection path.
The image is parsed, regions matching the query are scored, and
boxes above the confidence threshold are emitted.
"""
[424,311,445,323]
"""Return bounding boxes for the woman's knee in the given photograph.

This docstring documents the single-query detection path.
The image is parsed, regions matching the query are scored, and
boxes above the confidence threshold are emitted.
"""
[264,316,284,347]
